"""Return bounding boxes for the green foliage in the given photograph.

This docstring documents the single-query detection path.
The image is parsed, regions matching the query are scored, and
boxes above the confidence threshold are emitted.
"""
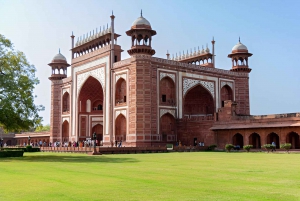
[0,150,24,157]
[225,144,234,152]
[35,124,50,132]
[262,144,275,153]
[207,144,217,151]
[166,144,173,149]
[280,143,292,153]
[243,145,253,152]
[3,146,40,152]
[0,34,44,131]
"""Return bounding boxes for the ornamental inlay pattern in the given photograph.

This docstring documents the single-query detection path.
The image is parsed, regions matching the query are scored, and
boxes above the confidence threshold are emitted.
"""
[92,122,103,128]
[116,74,127,83]
[160,109,176,118]
[160,72,175,82]
[62,117,69,123]
[77,67,105,94]
[221,81,233,89]
[115,110,126,119]
[62,88,70,95]
[183,78,215,98]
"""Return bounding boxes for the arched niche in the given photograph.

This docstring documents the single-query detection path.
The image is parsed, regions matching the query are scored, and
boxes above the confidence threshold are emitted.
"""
[115,114,126,142]
[249,133,261,149]
[160,77,175,105]
[233,133,244,147]
[62,92,70,113]
[78,76,103,113]
[184,84,214,116]
[62,120,69,142]
[221,85,233,107]
[286,132,300,149]
[266,132,280,149]
[115,78,127,105]
[160,113,175,142]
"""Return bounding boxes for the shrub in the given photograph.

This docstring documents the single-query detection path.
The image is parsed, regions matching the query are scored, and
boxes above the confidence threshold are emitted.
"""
[0,150,24,157]
[208,144,217,151]
[262,144,275,153]
[243,145,253,152]
[26,145,32,152]
[280,143,292,153]
[225,144,234,152]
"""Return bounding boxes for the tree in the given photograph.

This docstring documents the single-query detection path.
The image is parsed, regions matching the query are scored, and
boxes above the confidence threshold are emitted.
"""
[0,34,44,131]
[35,124,50,132]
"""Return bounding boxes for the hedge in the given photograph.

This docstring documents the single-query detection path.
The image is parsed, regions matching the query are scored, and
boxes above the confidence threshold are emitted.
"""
[0,150,24,157]
[3,146,40,152]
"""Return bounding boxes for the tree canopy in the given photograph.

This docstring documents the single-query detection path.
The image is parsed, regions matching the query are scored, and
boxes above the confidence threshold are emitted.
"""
[0,34,44,131]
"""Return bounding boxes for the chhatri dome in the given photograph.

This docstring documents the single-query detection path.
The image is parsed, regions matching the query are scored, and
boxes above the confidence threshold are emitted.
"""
[232,38,248,52]
[51,49,68,63]
[131,10,151,28]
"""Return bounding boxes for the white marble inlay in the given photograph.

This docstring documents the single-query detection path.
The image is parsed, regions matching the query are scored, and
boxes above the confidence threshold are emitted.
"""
[160,109,176,118]
[116,74,127,83]
[115,109,126,119]
[183,78,215,98]
[160,72,175,82]
[221,81,233,89]
[77,67,105,94]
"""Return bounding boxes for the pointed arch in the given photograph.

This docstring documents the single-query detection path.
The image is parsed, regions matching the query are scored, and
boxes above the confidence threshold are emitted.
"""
[115,78,127,105]
[233,133,243,147]
[115,114,126,142]
[249,133,261,148]
[160,113,175,142]
[62,92,70,113]
[78,76,103,114]
[286,131,300,149]
[62,120,69,142]
[183,84,214,116]
[267,132,280,148]
[160,77,175,105]
[221,85,233,107]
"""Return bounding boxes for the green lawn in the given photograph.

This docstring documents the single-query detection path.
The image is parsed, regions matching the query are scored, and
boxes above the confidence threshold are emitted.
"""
[0,152,299,201]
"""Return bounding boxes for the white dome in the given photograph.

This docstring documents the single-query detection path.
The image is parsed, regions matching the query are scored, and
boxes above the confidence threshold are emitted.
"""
[232,42,248,51]
[132,16,151,27]
[53,52,67,61]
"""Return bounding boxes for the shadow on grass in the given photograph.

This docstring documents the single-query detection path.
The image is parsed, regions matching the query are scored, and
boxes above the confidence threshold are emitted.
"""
[0,154,139,163]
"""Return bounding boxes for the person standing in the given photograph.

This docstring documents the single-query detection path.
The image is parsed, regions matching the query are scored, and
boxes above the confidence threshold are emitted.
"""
[271,141,276,152]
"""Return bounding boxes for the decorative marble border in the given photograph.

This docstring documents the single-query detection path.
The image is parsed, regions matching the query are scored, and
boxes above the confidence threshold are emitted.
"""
[62,117,70,123]
[116,73,127,83]
[62,88,70,95]
[160,109,176,118]
[77,67,105,94]
[115,109,126,119]
[160,72,175,82]
[221,81,233,89]
[183,78,215,98]
[92,122,103,128]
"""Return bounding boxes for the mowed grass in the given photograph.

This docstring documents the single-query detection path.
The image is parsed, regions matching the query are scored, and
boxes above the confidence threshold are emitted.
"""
[0,152,300,201]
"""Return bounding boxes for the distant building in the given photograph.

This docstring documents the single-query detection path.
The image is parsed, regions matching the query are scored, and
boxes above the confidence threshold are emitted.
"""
[47,12,300,149]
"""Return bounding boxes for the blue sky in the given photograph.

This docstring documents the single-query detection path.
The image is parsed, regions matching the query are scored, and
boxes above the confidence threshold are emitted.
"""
[1,0,299,125]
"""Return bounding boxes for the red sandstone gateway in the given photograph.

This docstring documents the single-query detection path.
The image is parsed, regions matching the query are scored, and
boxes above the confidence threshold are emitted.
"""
[35,12,299,150]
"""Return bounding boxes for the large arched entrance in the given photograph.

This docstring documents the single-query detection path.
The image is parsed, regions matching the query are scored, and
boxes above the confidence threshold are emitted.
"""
[115,78,127,105]
[232,133,244,147]
[184,85,214,116]
[220,85,233,107]
[92,124,103,146]
[249,133,261,149]
[286,132,300,149]
[160,113,176,142]
[160,77,176,105]
[62,120,69,142]
[267,132,280,149]
[115,114,126,142]
[78,76,103,138]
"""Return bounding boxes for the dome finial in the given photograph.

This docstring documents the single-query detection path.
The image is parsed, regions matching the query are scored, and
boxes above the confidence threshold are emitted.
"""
[59,48,60,54]
[141,9,143,17]
[239,36,240,43]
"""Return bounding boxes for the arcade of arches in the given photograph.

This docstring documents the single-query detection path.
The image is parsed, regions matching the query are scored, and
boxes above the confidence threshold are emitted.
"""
[227,131,300,149]
[184,85,214,116]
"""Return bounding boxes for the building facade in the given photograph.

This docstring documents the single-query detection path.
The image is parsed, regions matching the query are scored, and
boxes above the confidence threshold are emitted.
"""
[48,13,300,148]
